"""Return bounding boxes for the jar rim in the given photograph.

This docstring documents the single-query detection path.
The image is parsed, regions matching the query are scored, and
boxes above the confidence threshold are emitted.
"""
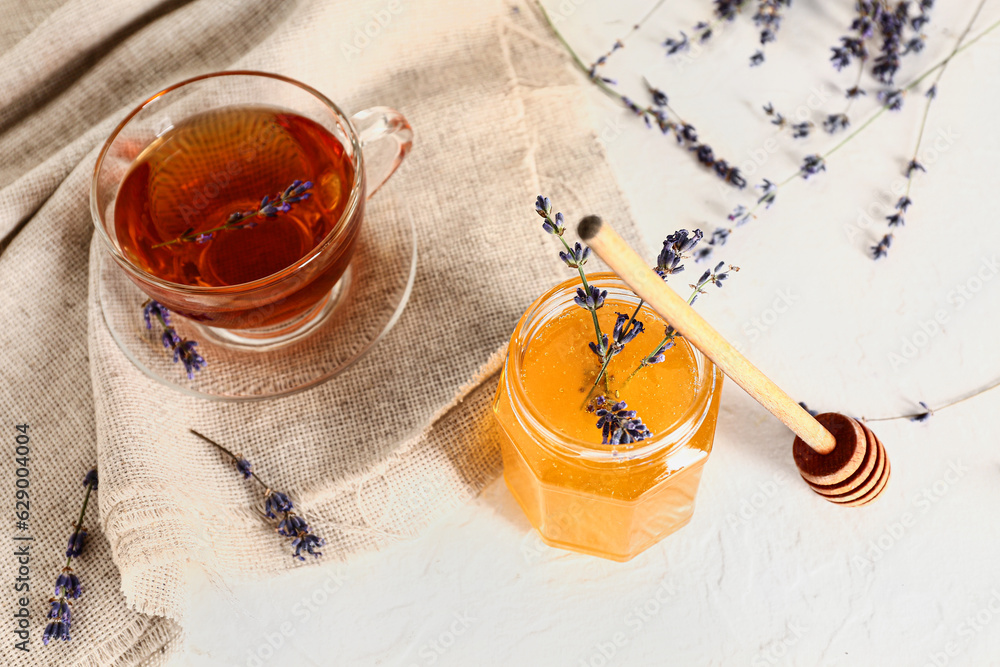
[504,272,718,463]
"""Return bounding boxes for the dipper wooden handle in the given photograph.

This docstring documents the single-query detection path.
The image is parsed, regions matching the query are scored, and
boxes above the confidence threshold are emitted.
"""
[578,216,889,504]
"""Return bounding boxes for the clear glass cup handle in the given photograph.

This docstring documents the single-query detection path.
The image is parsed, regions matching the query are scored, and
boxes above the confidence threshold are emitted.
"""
[350,107,413,198]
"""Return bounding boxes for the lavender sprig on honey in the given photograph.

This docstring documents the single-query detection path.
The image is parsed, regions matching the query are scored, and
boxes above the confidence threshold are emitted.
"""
[587,396,653,446]
[152,180,313,249]
[624,234,737,386]
[536,196,649,397]
[191,430,324,562]
[142,300,205,379]
[536,196,608,362]
[42,469,97,646]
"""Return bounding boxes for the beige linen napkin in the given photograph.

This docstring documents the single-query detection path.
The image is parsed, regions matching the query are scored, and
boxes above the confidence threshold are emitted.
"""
[0,0,644,664]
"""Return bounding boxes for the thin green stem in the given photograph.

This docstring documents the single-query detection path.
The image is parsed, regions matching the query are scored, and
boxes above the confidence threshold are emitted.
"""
[152,181,311,249]
[538,1,620,103]
[842,58,867,116]
[153,210,255,249]
[555,233,605,349]
[902,0,988,203]
[63,478,95,571]
[586,299,646,396]
[621,276,708,388]
[731,14,1000,227]
[601,0,669,55]
[863,377,1000,423]
[190,429,273,492]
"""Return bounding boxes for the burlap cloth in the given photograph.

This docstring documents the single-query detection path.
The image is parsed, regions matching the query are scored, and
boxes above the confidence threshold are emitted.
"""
[0,0,644,664]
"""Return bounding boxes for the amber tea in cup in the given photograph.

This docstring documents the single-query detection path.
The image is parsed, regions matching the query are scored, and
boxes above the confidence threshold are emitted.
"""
[115,105,357,328]
[92,71,412,344]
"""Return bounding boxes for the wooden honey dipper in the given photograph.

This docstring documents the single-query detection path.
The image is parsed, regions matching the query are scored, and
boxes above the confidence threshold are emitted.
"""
[578,216,890,505]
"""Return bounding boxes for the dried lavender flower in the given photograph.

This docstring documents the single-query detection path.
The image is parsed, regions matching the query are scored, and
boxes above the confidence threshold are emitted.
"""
[791,122,813,139]
[65,529,86,559]
[823,113,851,134]
[575,285,607,311]
[237,458,253,480]
[143,300,206,380]
[910,401,933,422]
[154,180,312,248]
[43,469,97,645]
[906,159,926,177]
[589,396,653,445]
[264,490,293,519]
[879,88,904,111]
[559,242,590,268]
[800,154,826,178]
[192,431,325,562]
[871,233,893,259]
[611,312,645,352]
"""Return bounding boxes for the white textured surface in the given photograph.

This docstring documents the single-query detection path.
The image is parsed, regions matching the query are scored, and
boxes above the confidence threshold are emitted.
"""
[173,2,1000,665]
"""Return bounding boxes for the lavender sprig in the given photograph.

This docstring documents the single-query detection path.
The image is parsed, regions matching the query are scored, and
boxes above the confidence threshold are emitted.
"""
[872,0,986,259]
[191,431,324,562]
[535,196,607,362]
[763,103,813,139]
[536,3,746,190]
[662,0,792,66]
[587,396,653,445]
[142,300,205,379]
[751,0,792,65]
[536,197,653,399]
[42,469,97,646]
[704,11,999,261]
[624,252,737,386]
[152,180,313,249]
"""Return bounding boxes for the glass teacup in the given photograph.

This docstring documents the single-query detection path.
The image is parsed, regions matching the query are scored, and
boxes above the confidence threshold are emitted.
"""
[91,71,412,346]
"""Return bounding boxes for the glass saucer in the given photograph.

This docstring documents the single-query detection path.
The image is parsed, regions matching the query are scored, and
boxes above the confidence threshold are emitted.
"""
[98,195,416,401]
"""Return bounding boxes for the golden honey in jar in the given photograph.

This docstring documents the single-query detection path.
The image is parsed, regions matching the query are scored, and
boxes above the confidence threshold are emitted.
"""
[493,273,723,561]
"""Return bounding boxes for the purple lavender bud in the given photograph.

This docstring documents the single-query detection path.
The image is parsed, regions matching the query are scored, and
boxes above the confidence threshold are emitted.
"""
[65,529,86,559]
[588,334,609,359]
[48,599,71,624]
[559,242,589,268]
[264,491,293,519]
[534,195,551,217]
[910,401,933,422]
[142,300,169,330]
[55,569,82,599]
[574,285,606,311]
[43,620,70,645]
[278,513,309,537]
[871,234,893,260]
[174,340,205,379]
[237,458,252,480]
[663,31,689,55]
[291,532,324,561]
[162,328,181,349]
[800,155,826,178]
